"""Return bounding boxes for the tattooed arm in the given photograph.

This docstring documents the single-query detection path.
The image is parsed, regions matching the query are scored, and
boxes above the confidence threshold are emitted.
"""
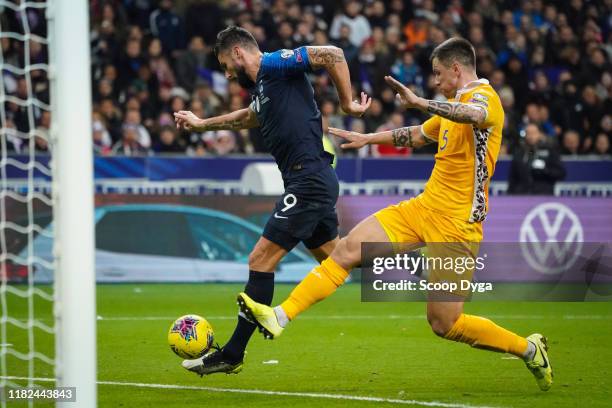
[328,126,436,150]
[423,100,486,125]
[174,108,259,132]
[384,75,487,126]
[306,46,371,117]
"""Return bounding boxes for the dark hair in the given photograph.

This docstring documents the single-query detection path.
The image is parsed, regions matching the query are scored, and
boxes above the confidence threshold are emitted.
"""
[430,37,476,68]
[525,121,543,133]
[214,26,259,56]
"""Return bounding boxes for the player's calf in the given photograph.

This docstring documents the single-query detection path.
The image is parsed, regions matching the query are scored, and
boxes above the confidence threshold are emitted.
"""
[427,301,463,337]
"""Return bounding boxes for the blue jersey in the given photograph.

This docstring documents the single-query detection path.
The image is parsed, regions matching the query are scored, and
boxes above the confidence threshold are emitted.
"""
[250,47,333,180]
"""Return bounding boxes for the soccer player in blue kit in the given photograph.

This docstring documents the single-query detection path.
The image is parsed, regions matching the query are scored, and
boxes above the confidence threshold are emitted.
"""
[174,26,370,375]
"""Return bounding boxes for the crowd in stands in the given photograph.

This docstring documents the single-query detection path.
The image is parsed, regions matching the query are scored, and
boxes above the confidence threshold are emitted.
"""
[2,0,610,158]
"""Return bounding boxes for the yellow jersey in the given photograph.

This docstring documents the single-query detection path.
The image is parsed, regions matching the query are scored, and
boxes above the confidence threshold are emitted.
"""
[418,79,503,223]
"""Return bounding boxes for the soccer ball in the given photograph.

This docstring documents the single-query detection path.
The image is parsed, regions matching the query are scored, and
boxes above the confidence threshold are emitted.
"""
[168,314,214,359]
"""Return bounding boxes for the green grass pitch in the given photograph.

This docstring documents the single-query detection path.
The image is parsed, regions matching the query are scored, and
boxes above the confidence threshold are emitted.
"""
[4,283,612,407]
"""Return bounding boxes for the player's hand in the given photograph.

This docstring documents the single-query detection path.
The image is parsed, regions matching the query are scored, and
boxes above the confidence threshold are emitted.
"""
[173,110,203,132]
[342,92,372,118]
[328,127,369,149]
[384,76,421,109]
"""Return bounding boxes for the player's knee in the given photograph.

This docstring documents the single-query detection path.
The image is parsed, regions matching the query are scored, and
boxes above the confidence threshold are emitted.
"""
[346,234,364,259]
[332,236,360,269]
[427,311,458,338]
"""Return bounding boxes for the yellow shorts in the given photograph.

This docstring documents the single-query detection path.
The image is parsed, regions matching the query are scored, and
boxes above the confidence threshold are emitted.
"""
[374,196,482,243]
[374,197,483,297]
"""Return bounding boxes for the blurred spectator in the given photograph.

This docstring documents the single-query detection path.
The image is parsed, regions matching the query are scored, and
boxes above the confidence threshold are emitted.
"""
[354,38,389,96]
[508,123,565,195]
[594,133,610,157]
[403,16,429,52]
[183,0,225,45]
[499,86,520,152]
[332,24,359,64]
[148,37,176,89]
[18,110,51,154]
[346,118,369,157]
[320,99,343,131]
[97,98,123,143]
[112,125,149,156]
[208,130,238,155]
[267,20,295,51]
[561,129,581,155]
[192,82,222,118]
[365,1,387,29]
[92,112,112,156]
[580,85,604,145]
[363,98,385,133]
[10,78,39,133]
[330,1,372,48]
[503,56,529,110]
[149,0,185,58]
[25,133,49,154]
[2,118,21,153]
[34,110,51,153]
[154,126,184,154]
[391,51,424,95]
[123,109,152,149]
[372,112,410,157]
[94,78,116,103]
[116,37,145,91]
[175,36,209,91]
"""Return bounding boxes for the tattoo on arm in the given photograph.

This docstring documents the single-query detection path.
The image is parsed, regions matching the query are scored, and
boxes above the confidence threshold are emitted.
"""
[307,47,345,69]
[426,101,486,125]
[205,110,258,130]
[392,127,414,147]
[205,119,245,131]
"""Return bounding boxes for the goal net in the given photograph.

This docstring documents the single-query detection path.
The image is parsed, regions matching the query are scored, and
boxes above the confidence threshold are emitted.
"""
[1,0,96,406]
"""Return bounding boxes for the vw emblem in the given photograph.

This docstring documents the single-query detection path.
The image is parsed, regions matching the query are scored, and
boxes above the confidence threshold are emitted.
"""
[519,203,583,274]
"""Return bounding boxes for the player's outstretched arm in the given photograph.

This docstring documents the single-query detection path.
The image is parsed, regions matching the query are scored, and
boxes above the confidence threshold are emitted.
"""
[306,46,371,117]
[328,126,435,150]
[384,76,487,126]
[173,108,259,132]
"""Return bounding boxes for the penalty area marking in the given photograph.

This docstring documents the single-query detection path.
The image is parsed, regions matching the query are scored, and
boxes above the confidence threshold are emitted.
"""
[1,376,500,408]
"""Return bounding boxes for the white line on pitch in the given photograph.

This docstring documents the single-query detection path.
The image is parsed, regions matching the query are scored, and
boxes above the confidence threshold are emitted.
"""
[93,314,612,321]
[0,376,499,408]
[10,314,612,322]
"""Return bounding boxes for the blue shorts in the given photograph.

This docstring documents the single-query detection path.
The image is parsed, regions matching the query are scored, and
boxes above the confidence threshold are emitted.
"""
[263,165,339,251]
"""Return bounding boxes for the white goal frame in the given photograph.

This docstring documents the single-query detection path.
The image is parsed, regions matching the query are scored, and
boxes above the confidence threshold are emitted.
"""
[48,0,96,406]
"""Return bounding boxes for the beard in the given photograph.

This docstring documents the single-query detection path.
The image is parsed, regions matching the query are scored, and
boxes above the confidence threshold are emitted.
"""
[236,66,255,89]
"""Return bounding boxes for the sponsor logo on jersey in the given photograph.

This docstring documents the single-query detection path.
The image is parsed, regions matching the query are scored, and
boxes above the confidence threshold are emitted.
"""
[469,92,489,107]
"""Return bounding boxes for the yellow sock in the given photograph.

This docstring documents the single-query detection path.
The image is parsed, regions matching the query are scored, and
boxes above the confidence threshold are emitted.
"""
[281,257,349,320]
[444,314,528,357]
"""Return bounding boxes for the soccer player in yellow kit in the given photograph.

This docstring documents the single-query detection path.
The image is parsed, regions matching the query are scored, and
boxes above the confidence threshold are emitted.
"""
[238,38,553,391]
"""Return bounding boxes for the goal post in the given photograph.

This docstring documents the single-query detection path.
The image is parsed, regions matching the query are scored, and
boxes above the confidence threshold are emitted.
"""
[48,0,97,406]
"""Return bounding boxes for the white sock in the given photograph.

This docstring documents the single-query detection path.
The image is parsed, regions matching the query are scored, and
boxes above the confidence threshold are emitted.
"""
[523,341,536,361]
[274,306,289,328]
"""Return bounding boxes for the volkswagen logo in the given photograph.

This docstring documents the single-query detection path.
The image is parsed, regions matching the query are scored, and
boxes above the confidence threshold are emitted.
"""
[519,202,583,274]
